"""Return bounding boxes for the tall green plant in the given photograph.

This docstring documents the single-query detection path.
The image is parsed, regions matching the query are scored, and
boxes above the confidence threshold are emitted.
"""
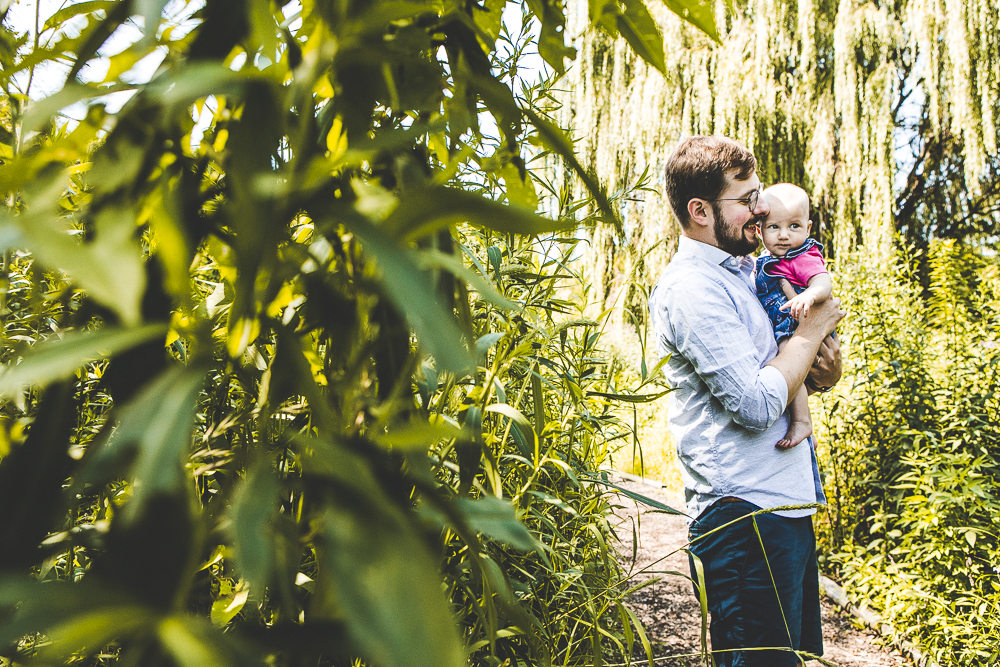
[0,0,709,665]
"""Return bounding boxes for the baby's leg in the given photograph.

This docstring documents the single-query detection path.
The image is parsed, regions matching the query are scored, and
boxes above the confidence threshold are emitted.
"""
[776,338,813,450]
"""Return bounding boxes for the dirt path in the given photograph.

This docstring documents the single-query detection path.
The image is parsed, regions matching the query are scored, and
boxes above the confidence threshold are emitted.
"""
[609,476,909,667]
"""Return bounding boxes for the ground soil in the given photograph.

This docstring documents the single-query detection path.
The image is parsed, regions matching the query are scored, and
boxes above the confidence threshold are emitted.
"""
[609,476,910,667]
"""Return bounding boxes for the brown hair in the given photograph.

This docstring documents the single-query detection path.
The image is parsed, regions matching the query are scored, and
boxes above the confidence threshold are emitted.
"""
[664,136,757,228]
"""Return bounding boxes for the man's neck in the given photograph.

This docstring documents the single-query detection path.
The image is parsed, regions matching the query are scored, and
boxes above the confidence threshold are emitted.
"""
[680,228,720,250]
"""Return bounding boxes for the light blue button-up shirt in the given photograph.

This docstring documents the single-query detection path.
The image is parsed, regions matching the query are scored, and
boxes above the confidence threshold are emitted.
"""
[649,236,824,521]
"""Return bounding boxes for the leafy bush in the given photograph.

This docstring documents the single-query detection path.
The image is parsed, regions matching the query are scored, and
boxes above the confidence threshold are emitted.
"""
[816,240,1000,666]
[0,0,716,664]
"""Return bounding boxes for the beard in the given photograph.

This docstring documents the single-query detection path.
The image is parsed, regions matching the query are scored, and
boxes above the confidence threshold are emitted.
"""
[712,202,761,257]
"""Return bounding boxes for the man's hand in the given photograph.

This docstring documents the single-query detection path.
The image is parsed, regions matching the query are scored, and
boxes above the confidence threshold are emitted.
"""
[781,292,817,320]
[806,335,842,393]
[795,295,844,340]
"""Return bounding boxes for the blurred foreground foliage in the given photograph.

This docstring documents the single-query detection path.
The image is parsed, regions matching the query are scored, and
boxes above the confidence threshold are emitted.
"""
[817,241,1000,666]
[0,0,705,665]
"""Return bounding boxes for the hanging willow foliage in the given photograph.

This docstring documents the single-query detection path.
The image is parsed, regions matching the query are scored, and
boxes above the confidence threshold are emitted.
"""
[557,0,1000,316]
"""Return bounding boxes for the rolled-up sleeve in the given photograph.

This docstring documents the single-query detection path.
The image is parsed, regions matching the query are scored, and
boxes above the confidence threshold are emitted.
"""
[654,275,788,432]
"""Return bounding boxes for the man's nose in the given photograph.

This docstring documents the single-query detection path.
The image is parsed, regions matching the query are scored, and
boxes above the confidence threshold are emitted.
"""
[751,194,769,216]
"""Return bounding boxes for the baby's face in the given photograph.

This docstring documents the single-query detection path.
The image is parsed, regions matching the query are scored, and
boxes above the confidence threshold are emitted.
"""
[759,208,812,257]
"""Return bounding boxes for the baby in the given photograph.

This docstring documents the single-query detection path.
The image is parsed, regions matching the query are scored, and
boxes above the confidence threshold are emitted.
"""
[755,183,834,449]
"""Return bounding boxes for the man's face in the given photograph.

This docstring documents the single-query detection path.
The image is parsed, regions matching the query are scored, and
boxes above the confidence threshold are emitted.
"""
[710,172,768,257]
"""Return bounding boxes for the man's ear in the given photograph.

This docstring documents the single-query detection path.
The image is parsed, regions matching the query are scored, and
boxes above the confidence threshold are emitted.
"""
[687,198,712,229]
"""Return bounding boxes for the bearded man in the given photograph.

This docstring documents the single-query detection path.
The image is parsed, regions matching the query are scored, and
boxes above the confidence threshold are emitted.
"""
[648,136,844,666]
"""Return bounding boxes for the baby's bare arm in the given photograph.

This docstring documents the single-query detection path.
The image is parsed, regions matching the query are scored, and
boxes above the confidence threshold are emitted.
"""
[803,273,833,303]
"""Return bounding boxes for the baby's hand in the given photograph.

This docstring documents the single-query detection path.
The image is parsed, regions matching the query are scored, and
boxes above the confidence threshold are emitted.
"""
[780,293,816,320]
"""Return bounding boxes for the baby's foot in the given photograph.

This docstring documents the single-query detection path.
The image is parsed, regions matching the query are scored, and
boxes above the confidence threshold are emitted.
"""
[776,420,812,450]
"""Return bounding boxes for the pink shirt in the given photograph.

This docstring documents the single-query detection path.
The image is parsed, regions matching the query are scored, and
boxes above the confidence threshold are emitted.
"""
[767,245,827,288]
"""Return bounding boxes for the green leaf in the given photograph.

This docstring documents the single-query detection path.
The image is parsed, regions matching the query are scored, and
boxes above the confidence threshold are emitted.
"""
[585,388,673,403]
[0,577,156,661]
[230,462,280,589]
[258,329,335,432]
[456,496,542,552]
[616,0,666,74]
[294,435,383,492]
[524,0,577,72]
[499,163,539,209]
[158,616,231,667]
[688,549,711,662]
[22,82,134,135]
[346,216,475,373]
[13,193,147,326]
[475,332,505,361]
[316,499,464,667]
[417,249,518,310]
[82,365,205,513]
[210,579,250,627]
[147,63,251,111]
[660,0,722,43]
[133,0,168,42]
[0,383,77,572]
[582,473,688,516]
[42,1,116,32]
[0,324,168,398]
[622,603,654,667]
[383,186,574,241]
[40,606,156,661]
[66,0,131,82]
[487,245,502,283]
[485,403,538,457]
[373,418,464,450]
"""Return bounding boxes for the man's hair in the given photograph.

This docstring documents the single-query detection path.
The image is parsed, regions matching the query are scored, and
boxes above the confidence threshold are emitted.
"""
[664,136,757,228]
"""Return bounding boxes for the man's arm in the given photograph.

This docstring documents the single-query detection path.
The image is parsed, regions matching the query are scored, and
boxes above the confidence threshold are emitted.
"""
[652,276,790,432]
[766,297,845,407]
[780,273,833,320]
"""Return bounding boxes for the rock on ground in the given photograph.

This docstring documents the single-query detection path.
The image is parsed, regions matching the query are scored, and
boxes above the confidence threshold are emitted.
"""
[609,476,909,667]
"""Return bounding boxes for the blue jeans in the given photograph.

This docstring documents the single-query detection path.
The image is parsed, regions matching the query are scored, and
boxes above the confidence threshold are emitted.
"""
[687,500,823,666]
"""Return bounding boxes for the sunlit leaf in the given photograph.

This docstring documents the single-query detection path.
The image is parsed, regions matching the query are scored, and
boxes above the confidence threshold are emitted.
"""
[615,0,666,74]
[42,1,116,32]
[383,186,574,241]
[22,82,133,135]
[585,388,672,402]
[660,0,722,43]
[374,419,464,450]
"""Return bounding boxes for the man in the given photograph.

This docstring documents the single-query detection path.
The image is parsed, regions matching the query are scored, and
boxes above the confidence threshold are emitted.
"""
[648,136,844,666]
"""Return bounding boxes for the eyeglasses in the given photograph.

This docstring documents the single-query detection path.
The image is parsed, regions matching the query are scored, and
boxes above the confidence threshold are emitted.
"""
[708,186,762,213]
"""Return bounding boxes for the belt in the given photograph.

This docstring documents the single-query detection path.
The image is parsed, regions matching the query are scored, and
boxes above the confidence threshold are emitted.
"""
[716,496,743,504]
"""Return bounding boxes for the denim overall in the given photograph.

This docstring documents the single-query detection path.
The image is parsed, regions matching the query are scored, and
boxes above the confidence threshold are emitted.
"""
[754,238,825,343]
